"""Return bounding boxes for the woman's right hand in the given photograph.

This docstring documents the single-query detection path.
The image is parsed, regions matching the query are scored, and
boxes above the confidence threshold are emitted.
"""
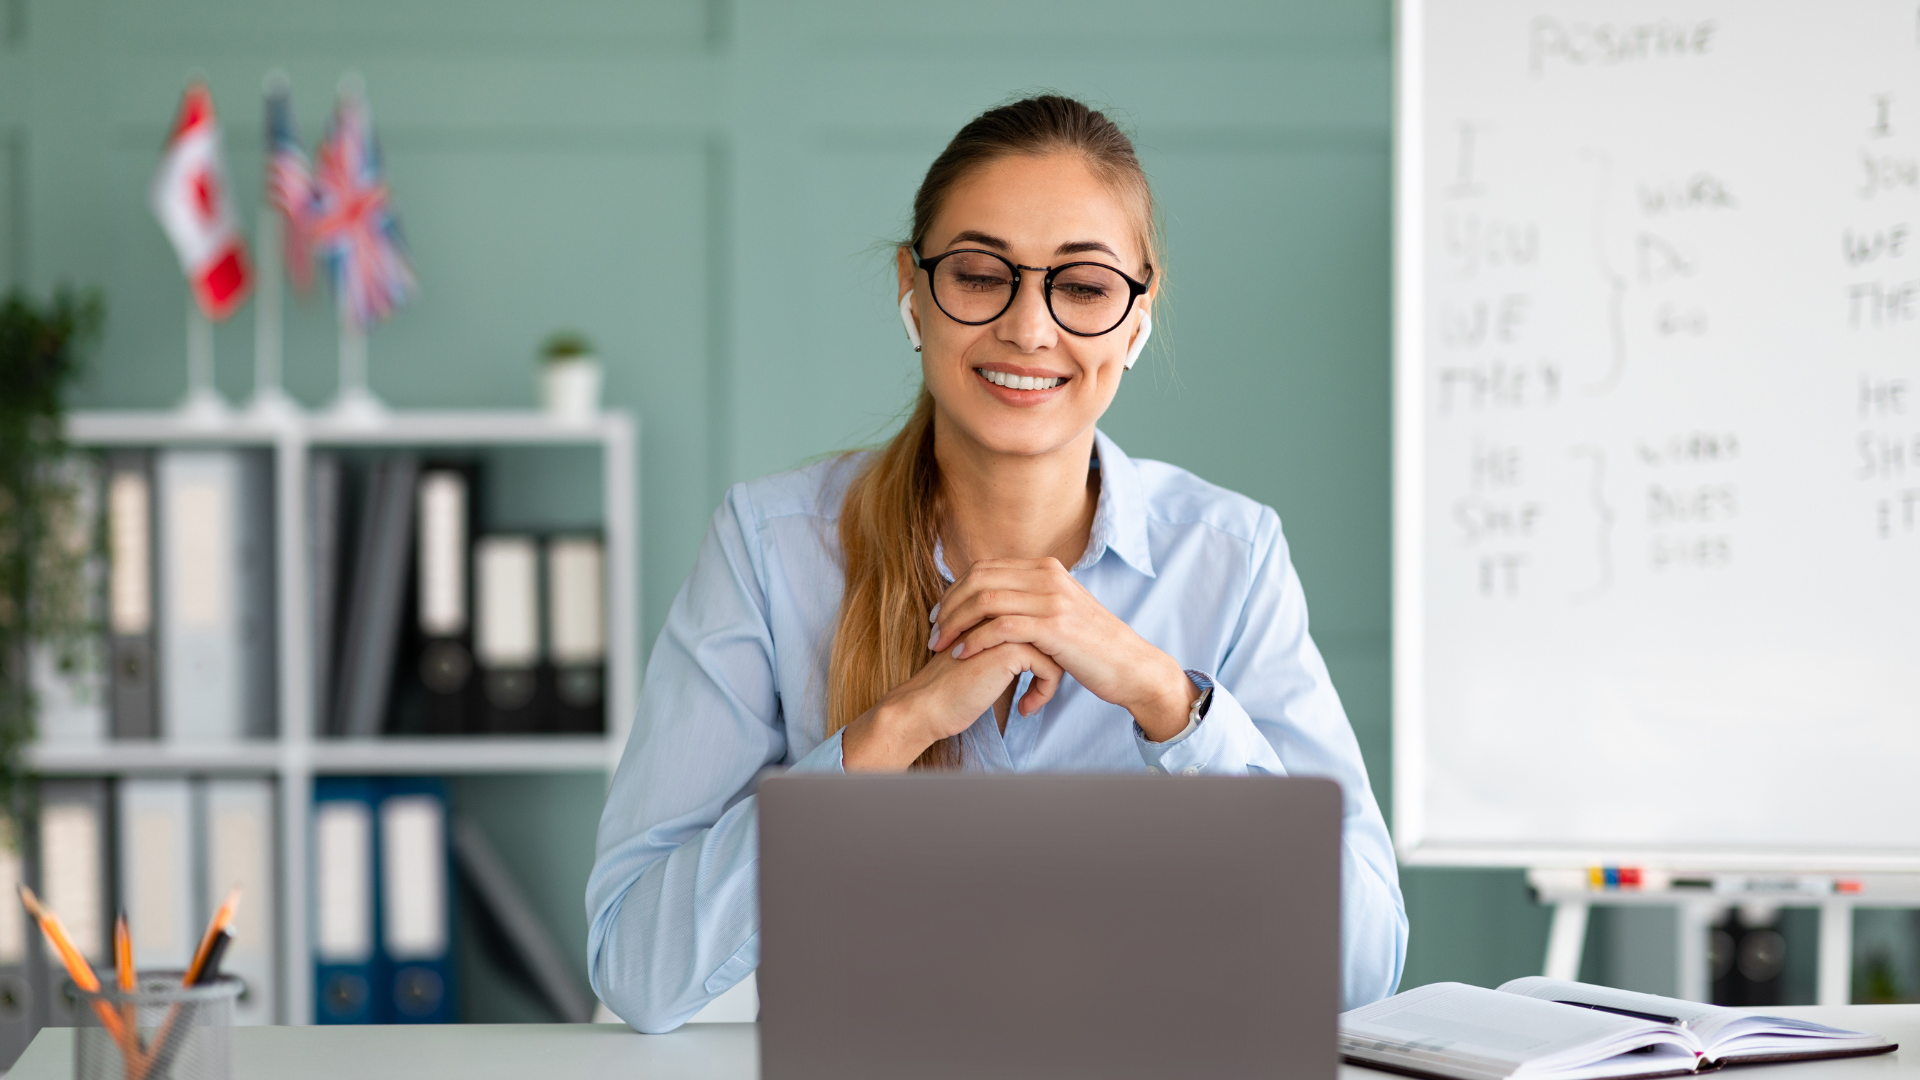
[840,641,1063,772]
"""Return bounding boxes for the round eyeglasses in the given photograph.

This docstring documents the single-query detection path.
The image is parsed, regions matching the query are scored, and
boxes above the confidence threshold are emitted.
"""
[913,248,1152,337]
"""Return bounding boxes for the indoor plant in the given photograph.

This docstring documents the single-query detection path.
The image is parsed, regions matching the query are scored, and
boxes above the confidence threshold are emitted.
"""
[539,331,603,422]
[0,287,103,826]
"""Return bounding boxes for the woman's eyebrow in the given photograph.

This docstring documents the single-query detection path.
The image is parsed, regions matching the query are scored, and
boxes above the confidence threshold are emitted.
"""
[941,232,1123,261]
[946,230,1010,251]
[1056,240,1120,259]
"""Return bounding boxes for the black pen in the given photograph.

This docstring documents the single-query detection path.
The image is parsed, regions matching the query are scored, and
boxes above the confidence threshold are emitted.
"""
[1555,1000,1684,1026]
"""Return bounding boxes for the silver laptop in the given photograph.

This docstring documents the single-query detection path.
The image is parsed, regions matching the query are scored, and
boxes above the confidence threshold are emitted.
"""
[758,773,1342,1080]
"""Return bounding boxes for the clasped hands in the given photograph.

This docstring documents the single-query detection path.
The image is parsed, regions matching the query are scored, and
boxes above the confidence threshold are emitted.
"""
[840,558,1201,772]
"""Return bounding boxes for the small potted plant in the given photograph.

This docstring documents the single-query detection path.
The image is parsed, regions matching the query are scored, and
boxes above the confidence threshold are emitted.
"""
[539,331,602,423]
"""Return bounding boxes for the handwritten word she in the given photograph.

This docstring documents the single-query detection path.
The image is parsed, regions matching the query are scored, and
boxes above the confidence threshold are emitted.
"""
[1531,18,1716,75]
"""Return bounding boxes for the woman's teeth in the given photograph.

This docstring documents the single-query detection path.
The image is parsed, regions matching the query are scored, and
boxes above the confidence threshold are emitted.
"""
[978,369,1066,391]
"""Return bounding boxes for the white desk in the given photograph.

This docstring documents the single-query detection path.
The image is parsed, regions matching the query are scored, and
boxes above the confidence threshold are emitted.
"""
[11,1007,1919,1079]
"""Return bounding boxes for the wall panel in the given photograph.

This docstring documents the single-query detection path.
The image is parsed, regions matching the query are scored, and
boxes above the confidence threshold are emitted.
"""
[14,0,1553,1000]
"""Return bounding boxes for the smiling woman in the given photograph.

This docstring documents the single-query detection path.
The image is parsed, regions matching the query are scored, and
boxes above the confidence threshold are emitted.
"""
[585,94,1408,1033]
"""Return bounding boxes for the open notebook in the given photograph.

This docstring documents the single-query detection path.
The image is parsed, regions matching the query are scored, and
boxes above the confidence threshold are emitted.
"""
[1340,979,1895,1080]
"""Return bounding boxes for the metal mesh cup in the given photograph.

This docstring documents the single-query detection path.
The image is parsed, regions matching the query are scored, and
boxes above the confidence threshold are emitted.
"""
[72,974,242,1080]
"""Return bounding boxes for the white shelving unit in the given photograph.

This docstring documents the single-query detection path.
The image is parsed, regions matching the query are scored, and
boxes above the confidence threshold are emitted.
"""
[44,407,640,1025]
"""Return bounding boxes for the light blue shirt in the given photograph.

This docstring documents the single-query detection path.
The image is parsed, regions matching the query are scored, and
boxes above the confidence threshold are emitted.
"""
[587,430,1408,1032]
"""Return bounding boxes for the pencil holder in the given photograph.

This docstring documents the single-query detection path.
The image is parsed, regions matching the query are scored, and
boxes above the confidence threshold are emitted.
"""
[71,974,241,1080]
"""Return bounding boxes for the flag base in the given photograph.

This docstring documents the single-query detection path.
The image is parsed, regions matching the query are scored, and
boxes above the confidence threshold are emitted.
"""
[323,384,389,427]
[176,385,232,428]
[245,385,302,422]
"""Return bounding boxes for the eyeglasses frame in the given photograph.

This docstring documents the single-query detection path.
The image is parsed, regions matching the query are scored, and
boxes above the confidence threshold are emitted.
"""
[911,247,1153,338]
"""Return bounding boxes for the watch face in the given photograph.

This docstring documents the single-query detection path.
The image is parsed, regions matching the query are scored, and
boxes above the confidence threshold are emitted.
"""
[1193,686,1213,722]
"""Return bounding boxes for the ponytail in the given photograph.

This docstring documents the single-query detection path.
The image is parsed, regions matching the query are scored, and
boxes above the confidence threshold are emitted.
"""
[825,389,958,768]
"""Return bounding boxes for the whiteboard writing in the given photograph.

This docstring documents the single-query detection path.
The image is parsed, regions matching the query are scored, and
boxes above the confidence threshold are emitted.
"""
[1399,0,1920,867]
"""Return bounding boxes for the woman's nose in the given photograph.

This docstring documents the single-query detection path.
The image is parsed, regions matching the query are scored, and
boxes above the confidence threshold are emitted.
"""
[997,274,1057,352]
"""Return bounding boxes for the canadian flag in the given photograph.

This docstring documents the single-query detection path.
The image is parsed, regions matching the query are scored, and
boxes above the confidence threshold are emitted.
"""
[150,82,251,321]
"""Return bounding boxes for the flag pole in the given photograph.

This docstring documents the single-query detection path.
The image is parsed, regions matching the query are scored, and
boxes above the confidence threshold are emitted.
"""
[247,204,298,419]
[179,293,229,426]
[327,312,385,425]
[318,69,392,427]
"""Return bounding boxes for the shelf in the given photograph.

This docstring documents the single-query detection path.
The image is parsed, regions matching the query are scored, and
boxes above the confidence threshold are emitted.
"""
[308,736,618,774]
[64,411,285,446]
[29,740,283,775]
[28,737,621,776]
[65,408,631,447]
[305,409,628,446]
[40,406,639,1024]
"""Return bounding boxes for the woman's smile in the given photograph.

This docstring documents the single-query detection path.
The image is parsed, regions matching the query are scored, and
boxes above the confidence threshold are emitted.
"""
[973,363,1071,403]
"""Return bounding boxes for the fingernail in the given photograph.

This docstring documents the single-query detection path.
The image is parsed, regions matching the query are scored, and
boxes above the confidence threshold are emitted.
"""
[952,643,965,659]
[929,602,941,623]
[927,626,939,650]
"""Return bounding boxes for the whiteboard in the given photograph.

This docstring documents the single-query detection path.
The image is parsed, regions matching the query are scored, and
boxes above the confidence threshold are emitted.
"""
[1394,0,1920,870]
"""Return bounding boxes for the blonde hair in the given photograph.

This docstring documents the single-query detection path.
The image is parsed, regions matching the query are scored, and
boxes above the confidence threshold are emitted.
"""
[824,95,1161,768]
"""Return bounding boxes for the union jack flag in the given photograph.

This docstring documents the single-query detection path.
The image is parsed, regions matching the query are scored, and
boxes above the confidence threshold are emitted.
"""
[312,91,415,328]
[265,85,318,292]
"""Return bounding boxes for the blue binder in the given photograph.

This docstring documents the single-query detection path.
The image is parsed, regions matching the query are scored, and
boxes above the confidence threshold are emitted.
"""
[312,778,379,1024]
[375,777,456,1024]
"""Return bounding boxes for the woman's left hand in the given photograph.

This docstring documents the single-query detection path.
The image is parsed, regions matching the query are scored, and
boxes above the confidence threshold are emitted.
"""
[928,557,1200,741]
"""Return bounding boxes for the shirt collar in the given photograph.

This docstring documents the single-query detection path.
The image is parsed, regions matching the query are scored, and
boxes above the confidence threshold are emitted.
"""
[1084,429,1156,578]
[930,429,1156,582]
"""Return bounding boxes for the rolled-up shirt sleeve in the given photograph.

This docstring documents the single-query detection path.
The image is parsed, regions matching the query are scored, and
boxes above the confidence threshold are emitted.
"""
[1134,506,1407,1010]
[586,484,795,1034]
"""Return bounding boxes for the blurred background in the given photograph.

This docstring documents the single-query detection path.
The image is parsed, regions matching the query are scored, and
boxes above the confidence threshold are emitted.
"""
[5,0,1912,1040]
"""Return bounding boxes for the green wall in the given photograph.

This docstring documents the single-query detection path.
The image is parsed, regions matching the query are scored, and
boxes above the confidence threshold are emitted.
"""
[0,0,1552,1010]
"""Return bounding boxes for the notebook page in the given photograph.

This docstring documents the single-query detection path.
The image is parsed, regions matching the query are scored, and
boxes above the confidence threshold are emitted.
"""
[1344,983,1695,1080]
[1496,977,1874,1049]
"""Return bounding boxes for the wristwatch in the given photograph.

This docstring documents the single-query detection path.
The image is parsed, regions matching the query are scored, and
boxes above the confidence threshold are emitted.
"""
[1188,683,1213,727]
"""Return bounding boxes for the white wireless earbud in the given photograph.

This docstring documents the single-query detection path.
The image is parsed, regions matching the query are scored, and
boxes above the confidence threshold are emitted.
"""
[900,290,922,352]
[1124,310,1153,369]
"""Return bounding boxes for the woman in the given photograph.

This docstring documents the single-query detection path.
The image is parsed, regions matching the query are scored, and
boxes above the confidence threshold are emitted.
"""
[587,95,1407,1033]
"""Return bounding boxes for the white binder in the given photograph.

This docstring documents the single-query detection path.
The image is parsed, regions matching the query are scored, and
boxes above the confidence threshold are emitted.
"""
[116,778,197,969]
[38,780,109,1027]
[203,778,277,1024]
[156,449,276,742]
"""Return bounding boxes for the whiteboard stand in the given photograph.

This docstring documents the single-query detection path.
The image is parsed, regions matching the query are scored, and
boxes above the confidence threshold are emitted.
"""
[1528,870,1920,1007]
[1820,897,1855,1009]
[1542,899,1588,981]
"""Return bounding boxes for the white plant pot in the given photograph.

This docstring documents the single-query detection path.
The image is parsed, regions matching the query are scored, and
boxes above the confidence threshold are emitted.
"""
[541,356,603,422]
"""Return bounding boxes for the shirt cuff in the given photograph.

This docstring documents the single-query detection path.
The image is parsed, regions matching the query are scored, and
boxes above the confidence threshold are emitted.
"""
[787,728,847,774]
[1133,671,1289,777]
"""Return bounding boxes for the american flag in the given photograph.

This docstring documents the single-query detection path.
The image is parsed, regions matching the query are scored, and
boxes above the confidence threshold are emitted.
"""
[265,85,317,292]
[312,92,415,328]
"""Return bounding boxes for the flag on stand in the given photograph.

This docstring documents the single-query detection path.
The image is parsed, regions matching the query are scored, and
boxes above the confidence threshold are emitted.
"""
[312,91,415,328]
[265,85,318,292]
[150,82,252,321]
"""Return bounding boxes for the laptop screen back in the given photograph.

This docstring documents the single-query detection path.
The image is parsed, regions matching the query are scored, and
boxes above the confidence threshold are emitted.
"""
[759,774,1341,1080]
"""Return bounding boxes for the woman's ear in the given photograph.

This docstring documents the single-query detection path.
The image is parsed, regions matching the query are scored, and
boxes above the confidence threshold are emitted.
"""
[896,245,916,303]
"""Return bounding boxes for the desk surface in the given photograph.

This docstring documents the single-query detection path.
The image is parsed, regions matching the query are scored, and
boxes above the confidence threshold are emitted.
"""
[12,1007,1919,1080]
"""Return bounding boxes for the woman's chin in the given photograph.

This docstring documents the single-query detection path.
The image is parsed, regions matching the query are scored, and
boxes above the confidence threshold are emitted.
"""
[940,407,1093,460]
